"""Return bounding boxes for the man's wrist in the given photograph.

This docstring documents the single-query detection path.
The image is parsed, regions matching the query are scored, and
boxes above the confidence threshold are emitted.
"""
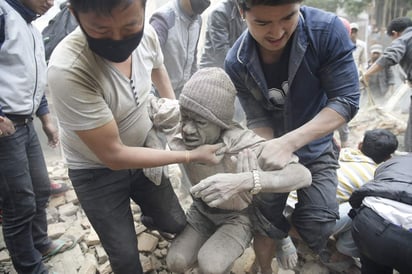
[250,169,262,195]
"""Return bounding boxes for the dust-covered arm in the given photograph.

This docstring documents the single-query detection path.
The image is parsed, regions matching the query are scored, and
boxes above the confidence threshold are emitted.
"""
[191,149,311,208]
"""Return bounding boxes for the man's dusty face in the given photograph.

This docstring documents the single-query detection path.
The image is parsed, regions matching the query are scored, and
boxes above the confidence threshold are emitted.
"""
[243,3,300,56]
[180,108,222,149]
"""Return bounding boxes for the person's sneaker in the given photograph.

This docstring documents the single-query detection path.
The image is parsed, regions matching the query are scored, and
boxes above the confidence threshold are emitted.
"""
[50,181,69,197]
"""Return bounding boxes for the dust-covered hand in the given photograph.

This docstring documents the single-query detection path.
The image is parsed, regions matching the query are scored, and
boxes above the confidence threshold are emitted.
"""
[148,95,180,133]
[190,143,226,165]
[359,74,369,88]
[257,138,294,170]
[0,116,16,137]
[190,148,260,210]
[41,115,59,148]
[191,172,252,210]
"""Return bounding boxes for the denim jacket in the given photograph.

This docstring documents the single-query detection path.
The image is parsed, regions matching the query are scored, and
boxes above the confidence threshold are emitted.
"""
[224,6,359,163]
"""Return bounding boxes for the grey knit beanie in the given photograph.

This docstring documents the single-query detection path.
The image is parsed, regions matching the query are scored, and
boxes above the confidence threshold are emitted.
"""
[179,67,236,129]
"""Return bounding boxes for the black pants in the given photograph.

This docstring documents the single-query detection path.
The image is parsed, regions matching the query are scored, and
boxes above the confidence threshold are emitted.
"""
[351,206,412,274]
[69,168,186,274]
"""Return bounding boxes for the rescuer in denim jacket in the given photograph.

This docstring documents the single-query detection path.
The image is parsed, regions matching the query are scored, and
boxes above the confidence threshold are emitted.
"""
[224,1,359,272]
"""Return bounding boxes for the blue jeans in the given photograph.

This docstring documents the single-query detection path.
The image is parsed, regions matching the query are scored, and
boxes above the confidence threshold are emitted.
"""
[68,168,186,274]
[0,121,52,274]
[291,142,340,253]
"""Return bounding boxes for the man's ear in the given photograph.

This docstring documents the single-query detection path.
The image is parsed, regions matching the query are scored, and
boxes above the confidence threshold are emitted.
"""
[358,141,363,151]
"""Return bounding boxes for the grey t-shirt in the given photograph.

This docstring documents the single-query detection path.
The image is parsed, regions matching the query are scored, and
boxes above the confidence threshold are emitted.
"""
[48,25,163,169]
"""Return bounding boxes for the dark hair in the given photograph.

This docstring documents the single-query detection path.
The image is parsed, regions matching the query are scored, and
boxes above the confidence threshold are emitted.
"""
[237,0,303,11]
[361,129,398,164]
[386,17,412,36]
[69,0,146,15]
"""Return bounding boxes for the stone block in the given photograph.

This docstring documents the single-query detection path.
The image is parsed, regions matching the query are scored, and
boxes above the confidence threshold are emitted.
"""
[137,232,159,252]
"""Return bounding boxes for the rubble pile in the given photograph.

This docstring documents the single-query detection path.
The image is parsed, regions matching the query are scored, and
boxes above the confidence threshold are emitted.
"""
[347,104,407,148]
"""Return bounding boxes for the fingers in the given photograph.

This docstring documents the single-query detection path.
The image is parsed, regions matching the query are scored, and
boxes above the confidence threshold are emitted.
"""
[214,143,227,155]
[237,149,259,173]
[0,127,16,137]
[211,143,226,163]
[48,138,59,148]
[190,180,210,197]
[202,192,221,204]
[248,149,258,170]
[206,199,221,208]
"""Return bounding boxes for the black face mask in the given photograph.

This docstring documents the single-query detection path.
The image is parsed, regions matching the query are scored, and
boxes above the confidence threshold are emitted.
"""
[83,26,144,63]
[189,0,210,15]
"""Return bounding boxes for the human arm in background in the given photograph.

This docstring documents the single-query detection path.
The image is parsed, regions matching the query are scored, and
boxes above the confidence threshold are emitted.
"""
[364,36,408,85]
[38,113,59,147]
[191,149,311,209]
[362,62,384,85]
[36,95,59,147]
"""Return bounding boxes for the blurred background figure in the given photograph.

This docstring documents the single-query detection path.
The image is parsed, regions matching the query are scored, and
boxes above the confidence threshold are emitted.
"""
[363,17,412,152]
[350,22,368,75]
[150,0,211,98]
[199,0,247,125]
[366,44,395,104]
[199,0,246,69]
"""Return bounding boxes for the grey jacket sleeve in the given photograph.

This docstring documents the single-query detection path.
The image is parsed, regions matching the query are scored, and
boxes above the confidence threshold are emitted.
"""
[376,38,407,68]
[149,11,174,48]
[203,10,232,68]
